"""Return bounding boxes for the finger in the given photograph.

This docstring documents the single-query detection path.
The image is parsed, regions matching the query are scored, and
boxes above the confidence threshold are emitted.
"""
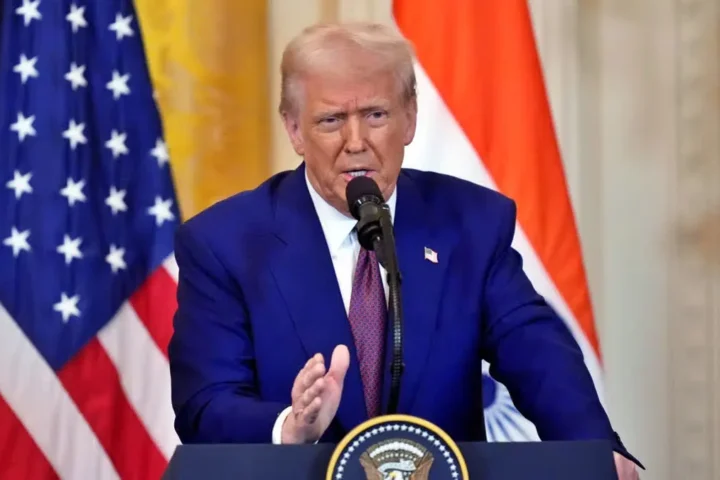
[299,375,326,413]
[327,345,350,383]
[292,354,323,400]
[294,363,325,411]
[301,377,325,409]
[309,353,323,370]
[301,396,322,424]
[302,360,326,390]
[291,358,313,401]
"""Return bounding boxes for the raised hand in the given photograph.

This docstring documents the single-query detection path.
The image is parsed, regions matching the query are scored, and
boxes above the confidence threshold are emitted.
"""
[281,345,350,444]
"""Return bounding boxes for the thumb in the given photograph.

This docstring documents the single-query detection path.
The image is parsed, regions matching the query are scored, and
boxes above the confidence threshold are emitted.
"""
[327,345,350,384]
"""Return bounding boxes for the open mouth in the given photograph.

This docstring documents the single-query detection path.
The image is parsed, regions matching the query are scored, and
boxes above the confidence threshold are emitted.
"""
[342,169,372,181]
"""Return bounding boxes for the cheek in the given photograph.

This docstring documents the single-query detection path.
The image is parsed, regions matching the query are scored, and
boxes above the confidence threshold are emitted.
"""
[371,129,405,165]
[307,134,344,167]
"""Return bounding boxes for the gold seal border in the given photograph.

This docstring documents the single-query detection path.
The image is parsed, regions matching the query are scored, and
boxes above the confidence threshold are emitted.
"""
[325,414,469,480]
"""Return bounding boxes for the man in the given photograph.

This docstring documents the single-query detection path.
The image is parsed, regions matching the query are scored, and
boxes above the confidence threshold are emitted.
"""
[168,22,641,478]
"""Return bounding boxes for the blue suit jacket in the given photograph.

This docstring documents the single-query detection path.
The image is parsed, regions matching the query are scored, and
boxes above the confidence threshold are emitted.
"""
[169,164,636,462]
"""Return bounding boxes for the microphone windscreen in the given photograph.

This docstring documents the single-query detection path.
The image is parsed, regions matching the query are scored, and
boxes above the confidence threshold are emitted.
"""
[346,176,384,219]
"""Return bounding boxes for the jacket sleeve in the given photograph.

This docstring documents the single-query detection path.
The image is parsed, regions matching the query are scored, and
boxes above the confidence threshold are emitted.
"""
[168,222,288,444]
[480,198,643,469]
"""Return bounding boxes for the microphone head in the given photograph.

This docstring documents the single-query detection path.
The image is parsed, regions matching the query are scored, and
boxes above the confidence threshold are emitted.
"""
[346,176,384,220]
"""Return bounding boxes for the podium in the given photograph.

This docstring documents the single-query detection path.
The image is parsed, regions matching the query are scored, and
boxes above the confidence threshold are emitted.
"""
[162,440,619,479]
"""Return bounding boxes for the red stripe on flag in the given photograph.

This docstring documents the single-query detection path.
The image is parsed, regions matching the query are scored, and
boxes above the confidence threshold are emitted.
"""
[58,338,167,479]
[0,394,58,480]
[393,0,600,356]
[130,267,177,357]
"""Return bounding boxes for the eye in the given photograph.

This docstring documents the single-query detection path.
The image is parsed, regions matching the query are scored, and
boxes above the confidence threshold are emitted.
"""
[367,109,388,125]
[317,116,343,131]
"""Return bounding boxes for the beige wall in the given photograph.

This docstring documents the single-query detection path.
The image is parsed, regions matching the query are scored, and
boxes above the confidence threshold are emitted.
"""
[267,2,720,478]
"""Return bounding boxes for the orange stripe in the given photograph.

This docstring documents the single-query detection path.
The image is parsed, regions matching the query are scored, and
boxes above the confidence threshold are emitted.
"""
[394,0,600,357]
[0,394,58,480]
[129,267,177,357]
[58,339,168,479]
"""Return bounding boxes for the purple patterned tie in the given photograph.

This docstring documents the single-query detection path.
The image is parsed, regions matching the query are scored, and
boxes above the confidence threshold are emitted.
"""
[348,247,386,418]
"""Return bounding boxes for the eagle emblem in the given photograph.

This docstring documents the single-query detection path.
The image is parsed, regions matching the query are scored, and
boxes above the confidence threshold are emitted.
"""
[325,414,467,480]
[358,439,434,480]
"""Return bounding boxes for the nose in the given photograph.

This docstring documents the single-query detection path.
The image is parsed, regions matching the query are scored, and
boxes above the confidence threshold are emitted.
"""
[342,115,367,154]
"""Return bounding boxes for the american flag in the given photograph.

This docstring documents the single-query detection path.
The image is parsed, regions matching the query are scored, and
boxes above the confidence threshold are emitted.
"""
[1,0,181,478]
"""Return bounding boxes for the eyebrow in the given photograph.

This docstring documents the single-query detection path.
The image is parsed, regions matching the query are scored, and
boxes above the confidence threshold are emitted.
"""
[313,109,346,121]
[313,102,390,121]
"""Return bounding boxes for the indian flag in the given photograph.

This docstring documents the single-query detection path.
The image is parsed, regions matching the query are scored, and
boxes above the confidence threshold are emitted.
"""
[392,0,603,441]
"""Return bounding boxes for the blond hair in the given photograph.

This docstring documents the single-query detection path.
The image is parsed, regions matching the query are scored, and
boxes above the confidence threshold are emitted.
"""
[278,22,417,116]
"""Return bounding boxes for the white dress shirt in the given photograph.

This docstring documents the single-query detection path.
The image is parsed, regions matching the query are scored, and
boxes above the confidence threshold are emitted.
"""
[270,171,397,443]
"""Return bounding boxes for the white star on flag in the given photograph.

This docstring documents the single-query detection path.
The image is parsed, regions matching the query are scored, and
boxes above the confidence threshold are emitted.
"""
[105,186,128,215]
[3,227,31,257]
[6,170,33,199]
[13,54,38,84]
[148,196,175,226]
[15,0,41,27]
[10,112,36,142]
[106,70,130,100]
[60,178,87,206]
[105,130,129,158]
[108,13,134,41]
[62,119,87,149]
[150,138,170,167]
[53,293,81,323]
[105,244,127,273]
[65,63,87,90]
[66,4,87,33]
[56,235,83,265]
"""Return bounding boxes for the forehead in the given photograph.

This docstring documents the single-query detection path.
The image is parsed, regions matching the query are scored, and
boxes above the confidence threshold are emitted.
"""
[301,70,399,110]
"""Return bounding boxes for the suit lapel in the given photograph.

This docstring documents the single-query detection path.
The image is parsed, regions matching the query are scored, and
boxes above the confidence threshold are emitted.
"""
[268,165,368,432]
[381,172,458,414]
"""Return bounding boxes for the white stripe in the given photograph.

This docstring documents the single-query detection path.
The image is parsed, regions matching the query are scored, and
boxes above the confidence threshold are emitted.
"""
[97,302,180,459]
[0,304,119,480]
[163,254,178,283]
[404,63,605,404]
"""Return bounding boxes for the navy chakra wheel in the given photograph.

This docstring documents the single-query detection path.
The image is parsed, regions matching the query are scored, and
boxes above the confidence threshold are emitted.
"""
[326,414,469,480]
[482,361,539,442]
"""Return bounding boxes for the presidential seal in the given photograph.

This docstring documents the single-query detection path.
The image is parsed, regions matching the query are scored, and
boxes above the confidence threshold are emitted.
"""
[326,414,468,480]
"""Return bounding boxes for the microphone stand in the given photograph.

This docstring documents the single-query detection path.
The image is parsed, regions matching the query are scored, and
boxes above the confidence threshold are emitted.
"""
[373,205,403,415]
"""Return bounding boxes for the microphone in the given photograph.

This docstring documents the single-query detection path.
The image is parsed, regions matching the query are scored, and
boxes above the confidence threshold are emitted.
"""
[346,176,386,253]
[346,176,403,416]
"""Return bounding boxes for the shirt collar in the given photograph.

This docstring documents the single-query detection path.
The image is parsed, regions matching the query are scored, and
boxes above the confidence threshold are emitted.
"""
[305,169,397,256]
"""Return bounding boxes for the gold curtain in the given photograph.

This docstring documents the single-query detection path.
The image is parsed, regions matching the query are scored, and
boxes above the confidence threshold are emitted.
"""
[135,0,270,220]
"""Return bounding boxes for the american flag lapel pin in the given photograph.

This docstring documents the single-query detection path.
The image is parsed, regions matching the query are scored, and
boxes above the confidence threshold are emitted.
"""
[424,246,438,264]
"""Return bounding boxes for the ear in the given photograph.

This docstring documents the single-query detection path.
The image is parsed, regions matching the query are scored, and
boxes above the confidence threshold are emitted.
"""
[403,96,418,146]
[282,111,305,156]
